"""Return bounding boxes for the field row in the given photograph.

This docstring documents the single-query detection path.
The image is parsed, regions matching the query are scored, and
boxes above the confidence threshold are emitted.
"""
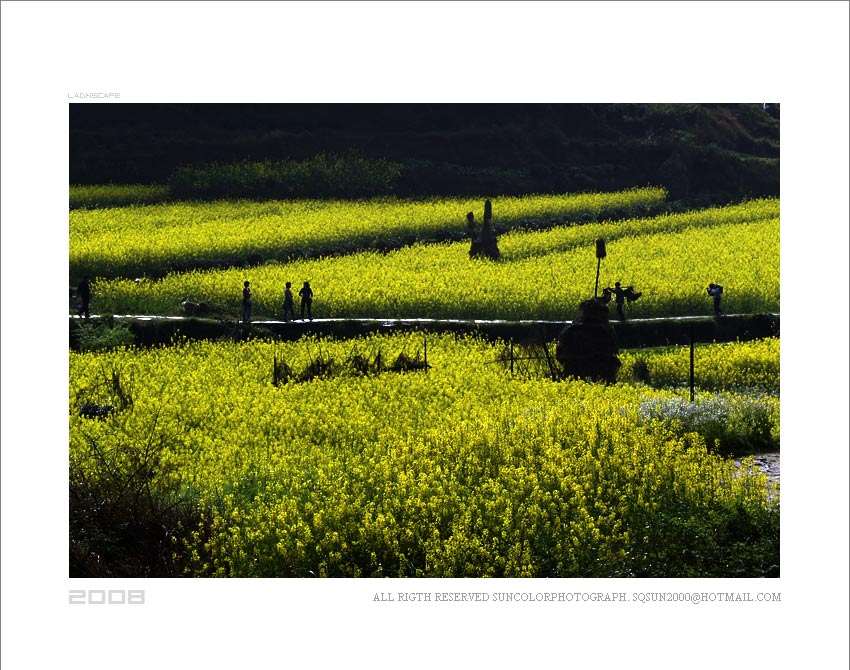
[70,187,669,279]
[618,337,780,394]
[90,217,779,320]
[69,184,171,210]
[70,333,779,577]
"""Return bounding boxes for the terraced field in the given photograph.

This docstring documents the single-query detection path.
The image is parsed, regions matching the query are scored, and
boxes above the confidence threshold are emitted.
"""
[69,187,780,578]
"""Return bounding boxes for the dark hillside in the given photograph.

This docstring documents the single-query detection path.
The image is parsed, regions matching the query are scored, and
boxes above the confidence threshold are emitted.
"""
[70,103,779,202]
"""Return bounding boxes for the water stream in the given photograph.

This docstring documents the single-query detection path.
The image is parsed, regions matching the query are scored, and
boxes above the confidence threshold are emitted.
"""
[735,453,780,489]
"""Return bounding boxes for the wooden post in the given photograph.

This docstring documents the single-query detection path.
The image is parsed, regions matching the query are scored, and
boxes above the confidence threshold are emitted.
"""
[594,239,606,298]
[510,341,514,374]
[540,331,556,380]
[689,324,695,403]
[595,258,601,297]
[424,336,428,372]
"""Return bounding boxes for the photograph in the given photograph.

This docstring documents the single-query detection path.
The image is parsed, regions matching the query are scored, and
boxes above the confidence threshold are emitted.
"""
[68,101,782,580]
[2,2,848,668]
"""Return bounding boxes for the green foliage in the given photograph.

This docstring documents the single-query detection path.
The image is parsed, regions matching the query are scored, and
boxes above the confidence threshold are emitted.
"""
[627,497,780,577]
[70,104,780,199]
[70,390,201,577]
[75,317,137,352]
[637,394,779,456]
[70,184,171,209]
[167,154,404,200]
[631,357,651,383]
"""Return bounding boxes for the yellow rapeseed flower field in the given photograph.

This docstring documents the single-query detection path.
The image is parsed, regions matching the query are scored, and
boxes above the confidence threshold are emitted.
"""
[70,187,668,279]
[70,333,778,577]
[619,337,780,393]
[70,190,780,578]
[92,215,779,320]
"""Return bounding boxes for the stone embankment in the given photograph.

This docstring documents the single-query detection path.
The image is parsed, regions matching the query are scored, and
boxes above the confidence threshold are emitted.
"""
[70,313,779,350]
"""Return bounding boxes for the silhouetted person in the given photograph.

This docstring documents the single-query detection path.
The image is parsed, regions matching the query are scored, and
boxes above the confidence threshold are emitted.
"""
[707,283,723,316]
[608,282,627,321]
[242,281,252,323]
[77,275,91,318]
[299,281,313,321]
[606,281,642,321]
[282,281,296,321]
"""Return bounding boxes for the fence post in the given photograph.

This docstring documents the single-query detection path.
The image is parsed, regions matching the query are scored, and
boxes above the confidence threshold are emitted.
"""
[510,341,514,374]
[594,238,607,298]
[689,324,695,403]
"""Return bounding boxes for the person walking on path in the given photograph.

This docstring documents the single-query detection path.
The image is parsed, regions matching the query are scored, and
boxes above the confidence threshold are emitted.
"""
[77,275,92,318]
[299,281,314,321]
[606,281,642,321]
[609,282,628,321]
[242,280,252,323]
[282,281,296,321]
[707,283,723,316]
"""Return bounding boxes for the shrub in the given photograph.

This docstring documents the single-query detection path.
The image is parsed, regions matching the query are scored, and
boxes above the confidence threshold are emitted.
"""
[75,317,137,352]
[631,357,651,383]
[637,394,779,456]
[70,412,201,577]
